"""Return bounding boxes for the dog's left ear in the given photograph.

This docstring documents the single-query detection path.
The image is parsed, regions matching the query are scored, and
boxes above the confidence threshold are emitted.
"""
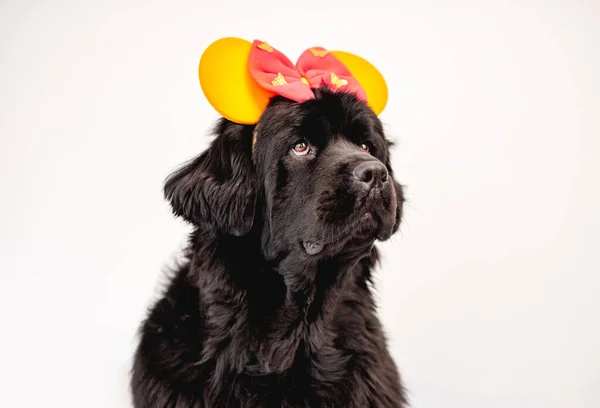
[163,119,257,236]
[385,143,405,234]
[392,178,405,234]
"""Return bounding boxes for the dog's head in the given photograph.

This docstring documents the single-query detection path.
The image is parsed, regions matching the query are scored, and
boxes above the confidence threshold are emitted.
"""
[165,88,404,259]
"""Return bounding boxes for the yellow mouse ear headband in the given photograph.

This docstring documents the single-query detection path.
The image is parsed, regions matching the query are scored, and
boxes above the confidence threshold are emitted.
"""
[198,37,389,125]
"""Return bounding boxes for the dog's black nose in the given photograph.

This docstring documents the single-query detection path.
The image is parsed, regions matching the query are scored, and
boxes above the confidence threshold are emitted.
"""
[352,160,389,189]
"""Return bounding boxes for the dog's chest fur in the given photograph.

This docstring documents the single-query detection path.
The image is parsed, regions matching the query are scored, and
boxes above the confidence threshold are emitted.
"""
[132,244,406,407]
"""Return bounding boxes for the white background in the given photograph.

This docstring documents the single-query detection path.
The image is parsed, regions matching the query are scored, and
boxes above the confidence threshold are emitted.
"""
[1,0,599,407]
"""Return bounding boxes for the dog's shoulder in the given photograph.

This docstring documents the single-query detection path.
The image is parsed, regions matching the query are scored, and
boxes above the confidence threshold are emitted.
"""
[131,263,207,405]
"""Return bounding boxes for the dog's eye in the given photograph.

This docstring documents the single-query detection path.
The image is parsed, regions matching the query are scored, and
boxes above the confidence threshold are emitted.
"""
[292,141,310,155]
[361,142,371,153]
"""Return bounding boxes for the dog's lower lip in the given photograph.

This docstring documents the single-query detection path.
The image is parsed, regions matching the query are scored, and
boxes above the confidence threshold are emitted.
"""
[303,241,324,255]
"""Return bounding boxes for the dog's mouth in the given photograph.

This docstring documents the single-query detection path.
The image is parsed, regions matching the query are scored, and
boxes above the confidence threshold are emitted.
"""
[299,182,399,256]
[301,212,381,256]
[302,241,325,255]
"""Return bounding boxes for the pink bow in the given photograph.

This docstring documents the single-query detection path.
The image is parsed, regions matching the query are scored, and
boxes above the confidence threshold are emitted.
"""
[248,40,367,103]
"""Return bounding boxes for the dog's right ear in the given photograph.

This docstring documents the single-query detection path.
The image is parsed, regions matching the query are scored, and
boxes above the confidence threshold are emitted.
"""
[163,119,257,236]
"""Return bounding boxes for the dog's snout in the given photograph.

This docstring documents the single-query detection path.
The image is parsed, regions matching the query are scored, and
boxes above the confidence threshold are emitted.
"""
[352,161,389,190]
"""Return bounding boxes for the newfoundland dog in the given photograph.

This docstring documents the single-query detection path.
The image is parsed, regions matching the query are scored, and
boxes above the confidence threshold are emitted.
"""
[131,87,407,407]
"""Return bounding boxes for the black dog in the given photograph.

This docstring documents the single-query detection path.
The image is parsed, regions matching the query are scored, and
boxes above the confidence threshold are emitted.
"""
[131,87,407,407]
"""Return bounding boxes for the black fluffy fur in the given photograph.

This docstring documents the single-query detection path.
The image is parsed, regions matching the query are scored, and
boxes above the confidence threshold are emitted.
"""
[131,88,407,407]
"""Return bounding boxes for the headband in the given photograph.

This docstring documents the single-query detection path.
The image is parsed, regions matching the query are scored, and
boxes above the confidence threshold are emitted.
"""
[198,37,388,125]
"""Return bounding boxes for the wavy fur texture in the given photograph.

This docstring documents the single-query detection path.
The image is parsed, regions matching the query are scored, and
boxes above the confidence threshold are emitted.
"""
[131,88,407,407]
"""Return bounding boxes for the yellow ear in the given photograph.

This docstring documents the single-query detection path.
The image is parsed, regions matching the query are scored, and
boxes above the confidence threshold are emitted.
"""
[331,50,388,116]
[199,37,274,124]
